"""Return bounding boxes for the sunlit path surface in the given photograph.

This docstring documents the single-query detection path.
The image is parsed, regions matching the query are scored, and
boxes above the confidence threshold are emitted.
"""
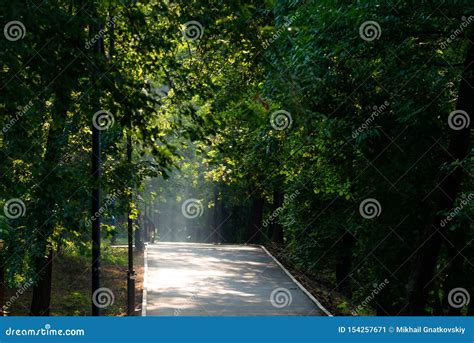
[143,243,326,316]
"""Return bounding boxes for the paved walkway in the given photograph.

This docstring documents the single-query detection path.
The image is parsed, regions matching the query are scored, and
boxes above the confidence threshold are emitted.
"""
[143,243,329,316]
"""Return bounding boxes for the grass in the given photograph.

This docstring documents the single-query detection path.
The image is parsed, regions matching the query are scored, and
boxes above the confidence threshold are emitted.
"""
[4,245,144,316]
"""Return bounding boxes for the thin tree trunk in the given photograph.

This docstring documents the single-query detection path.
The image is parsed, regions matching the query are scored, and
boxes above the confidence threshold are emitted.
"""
[247,195,265,244]
[213,186,220,243]
[443,221,468,315]
[407,33,473,315]
[271,190,284,244]
[135,216,144,252]
[219,193,226,243]
[126,132,135,316]
[90,16,104,317]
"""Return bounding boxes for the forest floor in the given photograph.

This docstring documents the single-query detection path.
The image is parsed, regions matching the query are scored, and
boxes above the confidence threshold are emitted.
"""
[3,245,144,316]
[266,245,354,316]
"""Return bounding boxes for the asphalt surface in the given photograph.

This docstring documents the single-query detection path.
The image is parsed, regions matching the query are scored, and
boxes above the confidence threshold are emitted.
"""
[144,243,324,316]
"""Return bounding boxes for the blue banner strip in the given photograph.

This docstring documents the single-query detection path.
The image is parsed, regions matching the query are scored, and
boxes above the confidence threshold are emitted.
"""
[0,317,473,343]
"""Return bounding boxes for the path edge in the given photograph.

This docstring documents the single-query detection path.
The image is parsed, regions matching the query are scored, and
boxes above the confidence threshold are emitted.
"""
[141,244,148,316]
[260,245,333,317]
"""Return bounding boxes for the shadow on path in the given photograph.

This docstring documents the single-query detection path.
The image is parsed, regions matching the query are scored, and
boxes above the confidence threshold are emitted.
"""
[144,243,324,316]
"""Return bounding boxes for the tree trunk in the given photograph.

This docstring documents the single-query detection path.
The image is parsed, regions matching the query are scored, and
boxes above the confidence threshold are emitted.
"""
[247,195,265,244]
[30,85,71,316]
[30,248,53,316]
[135,217,145,252]
[271,190,284,244]
[406,33,473,315]
[443,221,469,315]
[212,186,221,243]
[126,132,135,316]
[219,193,226,243]
[144,198,149,242]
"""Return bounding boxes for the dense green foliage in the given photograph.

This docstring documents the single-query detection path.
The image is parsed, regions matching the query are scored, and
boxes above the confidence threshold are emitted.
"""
[1,0,472,316]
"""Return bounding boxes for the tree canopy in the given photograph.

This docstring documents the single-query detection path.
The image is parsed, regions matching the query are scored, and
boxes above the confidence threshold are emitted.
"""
[0,0,472,316]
